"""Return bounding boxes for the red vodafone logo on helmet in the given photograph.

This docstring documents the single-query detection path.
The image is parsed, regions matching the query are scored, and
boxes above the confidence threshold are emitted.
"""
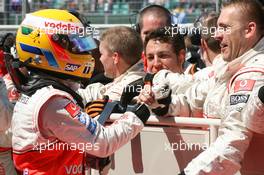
[44,21,80,32]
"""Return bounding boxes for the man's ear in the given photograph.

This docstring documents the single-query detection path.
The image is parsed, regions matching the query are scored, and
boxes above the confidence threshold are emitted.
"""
[201,39,208,50]
[112,52,120,64]
[245,22,257,39]
[178,49,186,65]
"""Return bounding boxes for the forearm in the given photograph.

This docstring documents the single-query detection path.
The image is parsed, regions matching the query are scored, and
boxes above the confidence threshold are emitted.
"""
[167,72,194,95]
[51,111,143,157]
[84,112,143,157]
[167,80,208,117]
[152,70,194,95]
[41,97,144,158]
[77,83,104,104]
[167,94,192,117]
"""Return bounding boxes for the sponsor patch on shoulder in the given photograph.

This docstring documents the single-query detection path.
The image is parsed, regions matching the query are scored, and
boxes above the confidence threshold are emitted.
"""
[64,102,81,118]
[230,94,250,105]
[234,80,255,93]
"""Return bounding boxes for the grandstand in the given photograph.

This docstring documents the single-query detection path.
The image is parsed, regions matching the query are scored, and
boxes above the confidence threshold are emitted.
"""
[0,0,219,25]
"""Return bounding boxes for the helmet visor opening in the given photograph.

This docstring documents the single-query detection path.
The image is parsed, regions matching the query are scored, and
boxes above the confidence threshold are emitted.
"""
[52,34,97,54]
[68,34,97,54]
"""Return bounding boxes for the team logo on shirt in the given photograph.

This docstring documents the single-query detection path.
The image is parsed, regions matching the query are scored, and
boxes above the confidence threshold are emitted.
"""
[8,88,20,102]
[234,79,255,93]
[64,102,81,118]
[230,94,250,105]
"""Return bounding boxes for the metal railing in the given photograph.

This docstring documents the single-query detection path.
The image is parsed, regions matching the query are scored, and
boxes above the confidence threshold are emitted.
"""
[109,114,221,142]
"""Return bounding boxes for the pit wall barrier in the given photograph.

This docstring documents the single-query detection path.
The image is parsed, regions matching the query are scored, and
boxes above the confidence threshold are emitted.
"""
[90,114,264,175]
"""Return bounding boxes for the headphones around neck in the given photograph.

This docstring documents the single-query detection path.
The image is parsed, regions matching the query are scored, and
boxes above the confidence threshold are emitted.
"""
[134,4,173,33]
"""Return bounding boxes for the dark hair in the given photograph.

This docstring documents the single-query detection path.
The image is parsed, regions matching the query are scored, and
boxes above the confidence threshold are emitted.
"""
[0,33,15,52]
[137,5,172,33]
[144,26,185,56]
[223,0,264,35]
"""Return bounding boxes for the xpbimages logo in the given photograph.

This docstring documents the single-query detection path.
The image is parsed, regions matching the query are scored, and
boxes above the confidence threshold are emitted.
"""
[164,25,232,37]
[164,140,208,151]
[32,140,100,153]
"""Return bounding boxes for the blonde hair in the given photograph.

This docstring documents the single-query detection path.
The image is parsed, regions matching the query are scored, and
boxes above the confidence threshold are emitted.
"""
[100,26,143,65]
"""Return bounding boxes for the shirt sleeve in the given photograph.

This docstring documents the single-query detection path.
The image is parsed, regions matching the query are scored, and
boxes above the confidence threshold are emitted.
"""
[184,72,264,175]
[152,70,195,95]
[77,82,105,104]
[168,79,212,117]
[39,96,144,157]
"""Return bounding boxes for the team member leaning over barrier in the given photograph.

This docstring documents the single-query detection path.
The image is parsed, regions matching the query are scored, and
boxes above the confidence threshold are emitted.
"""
[139,0,264,174]
[11,9,150,175]
[78,26,146,104]
[138,21,223,116]
[77,26,146,174]
[137,27,192,116]
[144,27,186,74]
[139,12,223,101]
[142,27,192,96]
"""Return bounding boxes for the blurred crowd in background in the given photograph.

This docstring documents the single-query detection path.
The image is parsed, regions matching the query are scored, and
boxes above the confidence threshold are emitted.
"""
[1,0,218,24]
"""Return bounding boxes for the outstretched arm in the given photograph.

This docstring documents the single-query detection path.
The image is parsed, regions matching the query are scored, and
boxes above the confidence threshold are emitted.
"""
[40,96,148,157]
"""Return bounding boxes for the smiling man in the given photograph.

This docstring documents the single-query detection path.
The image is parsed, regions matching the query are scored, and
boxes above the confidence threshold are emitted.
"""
[138,0,264,174]
[215,1,263,62]
[78,26,146,103]
[144,27,186,74]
